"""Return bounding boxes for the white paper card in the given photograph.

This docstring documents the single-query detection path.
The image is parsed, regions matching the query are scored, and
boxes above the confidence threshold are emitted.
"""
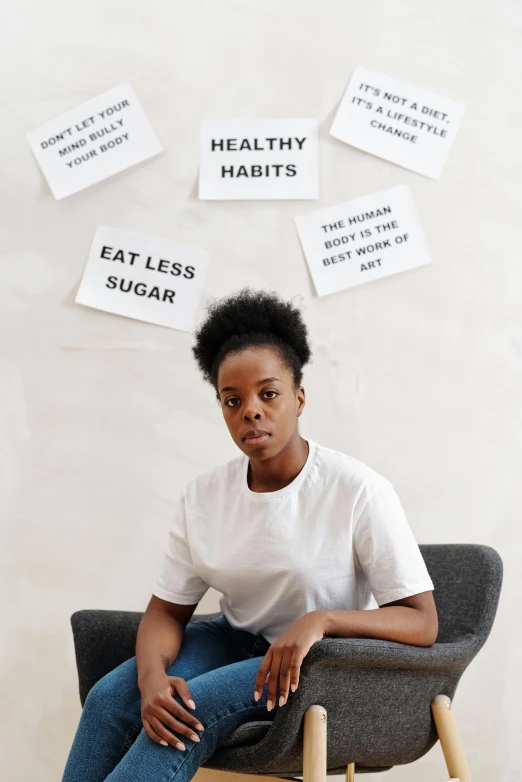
[76,226,210,331]
[330,65,466,179]
[26,83,164,199]
[199,118,319,200]
[294,185,432,296]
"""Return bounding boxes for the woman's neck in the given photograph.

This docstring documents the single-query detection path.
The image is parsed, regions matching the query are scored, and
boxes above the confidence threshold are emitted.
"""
[247,434,309,492]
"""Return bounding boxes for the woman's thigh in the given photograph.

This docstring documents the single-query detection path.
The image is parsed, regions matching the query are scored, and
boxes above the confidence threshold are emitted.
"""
[85,616,246,741]
[105,653,276,781]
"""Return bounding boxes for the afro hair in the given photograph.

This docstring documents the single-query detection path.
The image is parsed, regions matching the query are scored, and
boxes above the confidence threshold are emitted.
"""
[192,287,312,395]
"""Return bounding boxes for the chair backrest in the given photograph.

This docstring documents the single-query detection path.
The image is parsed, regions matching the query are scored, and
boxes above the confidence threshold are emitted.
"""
[419,543,503,646]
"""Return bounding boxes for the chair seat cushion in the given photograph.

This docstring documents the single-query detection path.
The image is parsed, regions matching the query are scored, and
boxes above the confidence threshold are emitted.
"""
[214,721,392,774]
[218,720,272,747]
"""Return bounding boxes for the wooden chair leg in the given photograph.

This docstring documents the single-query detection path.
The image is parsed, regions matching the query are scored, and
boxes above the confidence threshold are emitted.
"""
[431,694,471,782]
[303,705,327,782]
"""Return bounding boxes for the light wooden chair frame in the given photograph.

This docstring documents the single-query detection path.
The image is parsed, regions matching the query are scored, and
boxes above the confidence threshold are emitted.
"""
[194,694,471,782]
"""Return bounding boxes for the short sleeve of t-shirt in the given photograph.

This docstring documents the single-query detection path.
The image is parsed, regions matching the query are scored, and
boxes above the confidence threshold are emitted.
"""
[152,492,210,605]
[353,481,434,606]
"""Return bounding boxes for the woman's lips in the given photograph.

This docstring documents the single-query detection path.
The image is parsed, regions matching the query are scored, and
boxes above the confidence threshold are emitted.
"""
[244,433,271,446]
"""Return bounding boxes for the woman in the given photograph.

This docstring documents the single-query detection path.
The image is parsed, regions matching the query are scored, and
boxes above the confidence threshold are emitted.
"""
[62,287,437,782]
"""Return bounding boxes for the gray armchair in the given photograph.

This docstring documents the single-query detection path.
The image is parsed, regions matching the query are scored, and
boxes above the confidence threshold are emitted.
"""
[70,543,502,781]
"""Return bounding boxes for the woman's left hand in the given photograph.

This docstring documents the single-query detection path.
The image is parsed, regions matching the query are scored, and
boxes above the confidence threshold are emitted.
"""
[253,610,328,711]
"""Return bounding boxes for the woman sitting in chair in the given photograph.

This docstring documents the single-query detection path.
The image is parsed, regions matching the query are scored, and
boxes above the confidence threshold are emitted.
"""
[61,286,438,782]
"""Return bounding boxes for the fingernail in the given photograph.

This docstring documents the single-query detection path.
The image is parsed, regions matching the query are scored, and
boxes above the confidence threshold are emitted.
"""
[190,734,200,742]
[160,740,168,746]
[195,723,204,731]
[176,742,186,751]
[188,699,196,709]
[279,696,285,707]
[291,684,297,692]
[253,691,259,701]
[267,700,273,711]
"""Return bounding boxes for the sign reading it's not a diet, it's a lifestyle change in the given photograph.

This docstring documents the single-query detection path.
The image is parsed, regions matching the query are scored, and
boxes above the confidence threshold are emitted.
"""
[26,83,164,199]
[294,185,432,297]
[76,226,210,332]
[199,118,319,199]
[330,65,466,180]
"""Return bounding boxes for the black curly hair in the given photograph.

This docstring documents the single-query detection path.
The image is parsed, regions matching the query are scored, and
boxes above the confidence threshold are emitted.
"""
[192,287,312,399]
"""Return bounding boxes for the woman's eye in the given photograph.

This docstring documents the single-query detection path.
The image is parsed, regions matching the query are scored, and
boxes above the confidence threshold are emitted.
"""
[224,392,277,407]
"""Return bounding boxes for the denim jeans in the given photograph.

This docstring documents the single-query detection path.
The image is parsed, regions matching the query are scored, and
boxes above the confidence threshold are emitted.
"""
[61,614,278,782]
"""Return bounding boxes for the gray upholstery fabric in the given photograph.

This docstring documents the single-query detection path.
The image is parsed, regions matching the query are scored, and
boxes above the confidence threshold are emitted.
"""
[70,543,502,776]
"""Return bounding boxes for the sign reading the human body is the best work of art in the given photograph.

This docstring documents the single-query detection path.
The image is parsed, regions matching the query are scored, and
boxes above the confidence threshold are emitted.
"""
[26,83,164,199]
[294,185,432,296]
[330,65,466,179]
[76,226,210,331]
[199,118,319,199]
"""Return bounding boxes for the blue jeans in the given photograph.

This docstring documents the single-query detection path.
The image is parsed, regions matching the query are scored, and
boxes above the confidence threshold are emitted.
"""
[61,614,278,782]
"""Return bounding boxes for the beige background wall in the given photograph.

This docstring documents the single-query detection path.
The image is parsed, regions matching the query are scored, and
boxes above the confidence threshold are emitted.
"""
[1,1,520,780]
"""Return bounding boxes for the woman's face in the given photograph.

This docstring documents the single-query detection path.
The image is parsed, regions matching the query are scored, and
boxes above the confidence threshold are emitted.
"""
[216,346,305,459]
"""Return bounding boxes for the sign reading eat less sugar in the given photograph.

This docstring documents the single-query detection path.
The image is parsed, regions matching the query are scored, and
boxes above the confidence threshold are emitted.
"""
[76,226,210,331]
[26,83,164,199]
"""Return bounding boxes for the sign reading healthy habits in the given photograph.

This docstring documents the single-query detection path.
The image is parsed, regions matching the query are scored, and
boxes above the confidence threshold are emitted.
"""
[76,226,210,331]
[330,65,466,179]
[199,118,319,199]
[294,185,431,297]
[26,83,164,199]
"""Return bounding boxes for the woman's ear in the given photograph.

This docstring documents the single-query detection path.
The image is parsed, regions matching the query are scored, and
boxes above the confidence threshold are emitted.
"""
[296,386,306,417]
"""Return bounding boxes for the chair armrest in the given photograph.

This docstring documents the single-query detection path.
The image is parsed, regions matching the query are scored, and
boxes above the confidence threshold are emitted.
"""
[305,634,479,673]
[232,636,480,772]
[70,608,221,706]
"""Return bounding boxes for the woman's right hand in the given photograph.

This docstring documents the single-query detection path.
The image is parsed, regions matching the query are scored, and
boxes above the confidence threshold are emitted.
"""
[139,673,205,750]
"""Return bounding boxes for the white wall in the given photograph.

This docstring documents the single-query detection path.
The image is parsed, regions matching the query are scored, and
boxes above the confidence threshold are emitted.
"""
[1,1,520,780]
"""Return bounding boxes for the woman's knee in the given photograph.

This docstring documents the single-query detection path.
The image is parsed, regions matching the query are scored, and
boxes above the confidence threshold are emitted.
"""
[84,656,140,713]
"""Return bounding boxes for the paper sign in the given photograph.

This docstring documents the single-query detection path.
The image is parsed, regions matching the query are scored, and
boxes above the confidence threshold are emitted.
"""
[199,118,319,200]
[76,226,210,331]
[26,83,164,199]
[294,185,432,296]
[330,65,466,179]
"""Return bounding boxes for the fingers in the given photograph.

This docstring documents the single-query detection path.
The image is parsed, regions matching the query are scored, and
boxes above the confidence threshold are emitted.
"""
[165,686,205,732]
[164,705,204,735]
[256,647,302,710]
[142,685,205,750]
[172,677,197,712]
[275,647,292,707]
[155,704,203,744]
[278,648,301,706]
[253,651,272,701]
[146,713,188,750]
[143,716,164,744]
[142,716,186,750]
[266,649,283,711]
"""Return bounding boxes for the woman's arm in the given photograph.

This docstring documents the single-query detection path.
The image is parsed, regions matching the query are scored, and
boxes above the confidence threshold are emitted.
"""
[136,595,198,687]
[321,591,438,647]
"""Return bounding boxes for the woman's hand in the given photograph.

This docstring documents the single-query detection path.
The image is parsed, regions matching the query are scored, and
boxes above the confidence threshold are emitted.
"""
[139,673,205,750]
[253,611,327,710]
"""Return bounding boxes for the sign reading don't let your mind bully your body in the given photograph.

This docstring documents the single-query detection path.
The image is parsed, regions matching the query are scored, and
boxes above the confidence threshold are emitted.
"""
[26,83,164,199]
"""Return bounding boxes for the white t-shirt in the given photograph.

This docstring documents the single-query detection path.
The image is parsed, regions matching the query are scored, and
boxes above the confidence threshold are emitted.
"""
[152,438,434,644]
